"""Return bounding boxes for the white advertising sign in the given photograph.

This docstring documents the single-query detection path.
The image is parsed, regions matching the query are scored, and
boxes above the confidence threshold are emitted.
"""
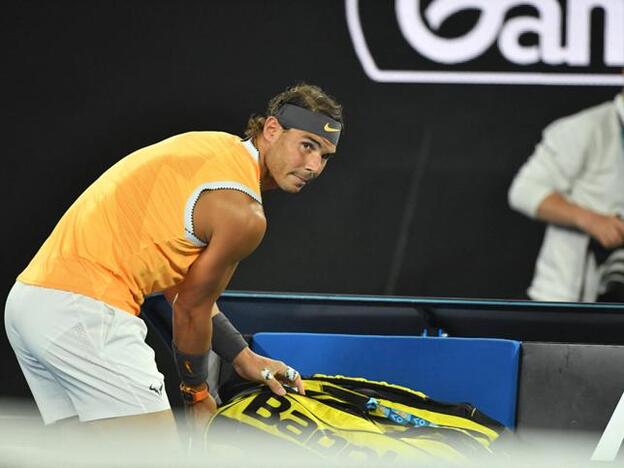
[346,0,624,85]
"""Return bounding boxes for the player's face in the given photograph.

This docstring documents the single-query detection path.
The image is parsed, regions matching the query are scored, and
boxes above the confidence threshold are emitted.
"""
[267,127,336,193]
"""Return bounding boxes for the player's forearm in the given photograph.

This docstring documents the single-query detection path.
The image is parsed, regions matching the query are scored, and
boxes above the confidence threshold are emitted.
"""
[172,294,214,354]
[536,192,592,231]
[211,311,249,362]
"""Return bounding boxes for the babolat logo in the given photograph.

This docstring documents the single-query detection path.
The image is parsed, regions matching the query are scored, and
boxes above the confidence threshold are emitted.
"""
[242,392,398,461]
[346,0,624,86]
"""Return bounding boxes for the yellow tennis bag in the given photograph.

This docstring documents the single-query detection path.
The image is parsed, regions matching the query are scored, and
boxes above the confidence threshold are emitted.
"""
[204,374,508,463]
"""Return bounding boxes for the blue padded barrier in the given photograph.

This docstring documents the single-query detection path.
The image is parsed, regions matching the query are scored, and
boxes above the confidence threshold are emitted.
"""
[251,333,521,428]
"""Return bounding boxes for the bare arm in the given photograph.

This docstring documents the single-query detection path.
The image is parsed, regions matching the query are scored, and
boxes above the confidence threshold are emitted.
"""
[167,190,304,399]
[535,192,590,228]
[536,192,624,249]
[172,190,265,357]
[164,287,221,319]
[508,122,624,250]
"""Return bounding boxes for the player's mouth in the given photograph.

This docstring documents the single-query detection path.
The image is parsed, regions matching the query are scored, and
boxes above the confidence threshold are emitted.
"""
[292,174,309,187]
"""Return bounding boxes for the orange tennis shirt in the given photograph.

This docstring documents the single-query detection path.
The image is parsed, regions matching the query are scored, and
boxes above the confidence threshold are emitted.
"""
[18,132,262,315]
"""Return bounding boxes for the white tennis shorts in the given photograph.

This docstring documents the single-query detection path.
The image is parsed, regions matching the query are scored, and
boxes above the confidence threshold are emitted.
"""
[4,282,170,424]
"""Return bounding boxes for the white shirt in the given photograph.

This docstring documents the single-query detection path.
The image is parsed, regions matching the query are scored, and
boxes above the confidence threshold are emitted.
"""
[508,94,624,301]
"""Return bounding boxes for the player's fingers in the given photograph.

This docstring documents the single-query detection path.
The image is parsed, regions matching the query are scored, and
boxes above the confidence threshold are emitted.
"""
[284,366,305,395]
[275,365,305,395]
[292,373,306,395]
[260,367,286,396]
[283,366,299,383]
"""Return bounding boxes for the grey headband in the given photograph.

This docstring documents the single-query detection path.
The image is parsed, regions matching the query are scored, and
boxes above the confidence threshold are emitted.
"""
[274,104,342,146]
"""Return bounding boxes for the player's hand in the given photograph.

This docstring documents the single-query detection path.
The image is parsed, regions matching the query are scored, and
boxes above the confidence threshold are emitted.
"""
[577,211,624,249]
[232,347,305,396]
[181,386,218,436]
[182,394,217,452]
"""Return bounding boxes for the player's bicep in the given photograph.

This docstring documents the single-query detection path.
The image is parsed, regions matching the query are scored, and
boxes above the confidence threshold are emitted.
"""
[176,193,266,309]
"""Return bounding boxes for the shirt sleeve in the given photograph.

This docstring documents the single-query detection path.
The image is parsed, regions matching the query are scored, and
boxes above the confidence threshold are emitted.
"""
[508,114,592,218]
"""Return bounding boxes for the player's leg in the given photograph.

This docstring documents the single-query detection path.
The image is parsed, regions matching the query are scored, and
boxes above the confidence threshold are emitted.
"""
[5,282,78,424]
[5,283,180,452]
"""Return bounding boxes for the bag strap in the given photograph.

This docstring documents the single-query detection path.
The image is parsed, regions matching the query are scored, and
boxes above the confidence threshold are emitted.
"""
[309,375,505,432]
[315,381,438,429]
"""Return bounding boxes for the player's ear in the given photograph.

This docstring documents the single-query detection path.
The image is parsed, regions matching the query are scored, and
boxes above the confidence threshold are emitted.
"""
[262,116,283,144]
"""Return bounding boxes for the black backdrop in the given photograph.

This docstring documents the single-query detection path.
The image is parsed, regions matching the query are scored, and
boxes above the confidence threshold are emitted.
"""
[2,1,622,397]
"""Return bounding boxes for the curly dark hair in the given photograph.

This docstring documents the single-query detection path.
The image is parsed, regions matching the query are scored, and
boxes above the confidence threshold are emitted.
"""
[245,83,343,139]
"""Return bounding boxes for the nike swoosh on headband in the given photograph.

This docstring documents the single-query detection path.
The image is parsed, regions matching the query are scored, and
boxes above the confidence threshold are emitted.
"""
[275,104,342,145]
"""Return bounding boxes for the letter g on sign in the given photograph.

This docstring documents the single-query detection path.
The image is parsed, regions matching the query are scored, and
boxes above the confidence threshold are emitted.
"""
[395,0,509,64]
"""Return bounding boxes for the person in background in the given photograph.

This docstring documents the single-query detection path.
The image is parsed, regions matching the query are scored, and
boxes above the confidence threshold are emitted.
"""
[508,88,624,302]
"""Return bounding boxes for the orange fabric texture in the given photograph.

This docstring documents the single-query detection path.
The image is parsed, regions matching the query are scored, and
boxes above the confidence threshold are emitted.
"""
[18,132,261,315]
